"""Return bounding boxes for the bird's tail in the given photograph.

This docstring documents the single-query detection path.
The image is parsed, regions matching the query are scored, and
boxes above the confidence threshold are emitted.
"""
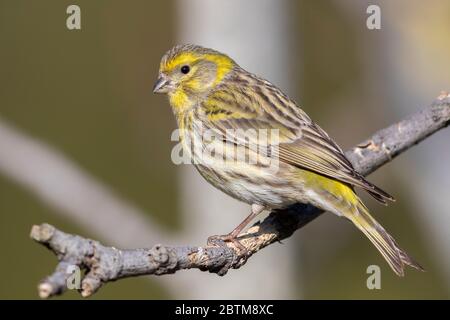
[346,199,424,276]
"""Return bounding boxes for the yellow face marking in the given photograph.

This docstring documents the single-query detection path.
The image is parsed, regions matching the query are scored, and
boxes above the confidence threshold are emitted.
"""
[162,52,234,86]
[162,51,234,114]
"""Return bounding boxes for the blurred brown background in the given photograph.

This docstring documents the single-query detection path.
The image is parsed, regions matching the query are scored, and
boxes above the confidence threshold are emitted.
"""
[0,0,449,299]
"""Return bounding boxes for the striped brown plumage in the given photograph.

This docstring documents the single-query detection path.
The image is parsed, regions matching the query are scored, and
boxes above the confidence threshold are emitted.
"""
[153,44,424,276]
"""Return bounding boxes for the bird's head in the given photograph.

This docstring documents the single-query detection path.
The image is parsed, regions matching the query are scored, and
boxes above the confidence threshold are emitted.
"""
[153,44,236,111]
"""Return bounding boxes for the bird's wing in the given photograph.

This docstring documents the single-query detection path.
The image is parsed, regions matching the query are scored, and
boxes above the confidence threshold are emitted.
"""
[200,79,393,203]
[278,122,394,203]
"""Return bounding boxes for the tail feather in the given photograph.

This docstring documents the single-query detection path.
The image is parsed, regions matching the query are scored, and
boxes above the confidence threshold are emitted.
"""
[348,200,424,276]
[306,174,423,276]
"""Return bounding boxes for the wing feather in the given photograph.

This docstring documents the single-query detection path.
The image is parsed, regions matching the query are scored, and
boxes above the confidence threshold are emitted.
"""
[199,74,394,203]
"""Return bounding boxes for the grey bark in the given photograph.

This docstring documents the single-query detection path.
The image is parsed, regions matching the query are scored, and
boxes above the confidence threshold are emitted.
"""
[31,94,450,298]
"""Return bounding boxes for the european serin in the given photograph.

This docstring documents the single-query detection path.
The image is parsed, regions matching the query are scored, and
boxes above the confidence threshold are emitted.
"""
[153,44,423,276]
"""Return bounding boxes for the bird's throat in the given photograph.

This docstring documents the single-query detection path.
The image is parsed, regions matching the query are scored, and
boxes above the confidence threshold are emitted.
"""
[169,89,196,115]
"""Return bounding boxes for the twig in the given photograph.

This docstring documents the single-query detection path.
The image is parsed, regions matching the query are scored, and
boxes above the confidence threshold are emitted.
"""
[31,94,450,298]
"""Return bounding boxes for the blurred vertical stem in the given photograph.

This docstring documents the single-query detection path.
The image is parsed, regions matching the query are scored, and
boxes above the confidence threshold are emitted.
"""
[173,0,299,299]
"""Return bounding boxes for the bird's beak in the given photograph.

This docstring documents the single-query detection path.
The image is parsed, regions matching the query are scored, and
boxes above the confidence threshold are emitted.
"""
[152,74,172,94]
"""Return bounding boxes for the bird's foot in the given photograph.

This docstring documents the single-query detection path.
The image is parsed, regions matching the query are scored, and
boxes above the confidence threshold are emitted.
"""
[207,234,250,263]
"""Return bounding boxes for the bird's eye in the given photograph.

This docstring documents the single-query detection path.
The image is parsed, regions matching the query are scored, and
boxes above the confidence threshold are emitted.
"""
[181,65,190,74]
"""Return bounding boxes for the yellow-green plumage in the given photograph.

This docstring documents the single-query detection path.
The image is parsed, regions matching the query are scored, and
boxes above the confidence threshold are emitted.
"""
[153,44,423,276]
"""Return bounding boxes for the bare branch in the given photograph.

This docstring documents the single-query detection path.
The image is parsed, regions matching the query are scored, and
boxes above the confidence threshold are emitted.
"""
[31,94,450,298]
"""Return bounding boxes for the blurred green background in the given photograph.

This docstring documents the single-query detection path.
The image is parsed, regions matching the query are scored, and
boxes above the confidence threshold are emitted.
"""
[0,0,449,299]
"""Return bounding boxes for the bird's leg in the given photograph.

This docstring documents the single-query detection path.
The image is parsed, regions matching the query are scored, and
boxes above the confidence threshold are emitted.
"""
[207,204,265,258]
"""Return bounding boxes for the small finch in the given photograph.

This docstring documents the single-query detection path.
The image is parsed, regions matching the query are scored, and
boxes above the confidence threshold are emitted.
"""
[153,44,423,276]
